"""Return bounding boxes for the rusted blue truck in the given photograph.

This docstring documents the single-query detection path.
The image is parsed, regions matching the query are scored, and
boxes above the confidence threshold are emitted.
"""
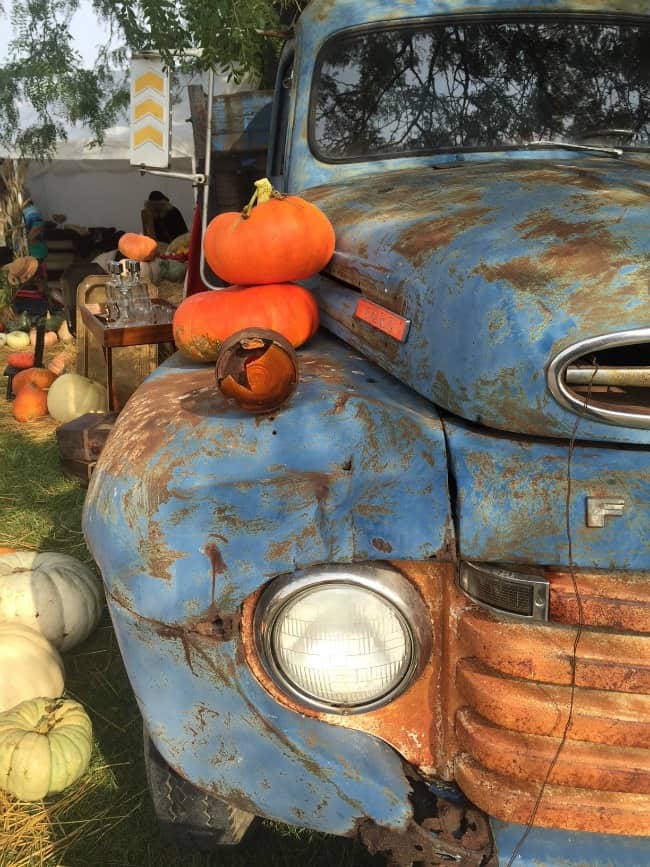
[83,0,650,864]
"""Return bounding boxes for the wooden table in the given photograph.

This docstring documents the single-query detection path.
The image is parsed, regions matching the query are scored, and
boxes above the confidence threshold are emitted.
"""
[79,300,176,411]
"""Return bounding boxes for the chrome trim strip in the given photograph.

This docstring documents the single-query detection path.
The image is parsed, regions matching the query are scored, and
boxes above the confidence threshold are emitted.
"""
[547,328,650,429]
[253,563,432,715]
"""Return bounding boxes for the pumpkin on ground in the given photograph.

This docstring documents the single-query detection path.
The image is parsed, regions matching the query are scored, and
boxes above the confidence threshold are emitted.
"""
[0,623,64,713]
[118,232,158,262]
[173,283,320,362]
[203,177,335,285]
[0,551,103,651]
[0,697,93,801]
[47,373,107,423]
[12,367,57,395]
[29,327,58,348]
[6,331,31,351]
[12,382,49,422]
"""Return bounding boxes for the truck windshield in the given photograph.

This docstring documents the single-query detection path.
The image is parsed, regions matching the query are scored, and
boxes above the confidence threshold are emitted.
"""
[311,17,650,160]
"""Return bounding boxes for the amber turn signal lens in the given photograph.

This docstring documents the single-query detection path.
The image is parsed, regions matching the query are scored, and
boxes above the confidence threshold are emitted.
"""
[215,328,299,413]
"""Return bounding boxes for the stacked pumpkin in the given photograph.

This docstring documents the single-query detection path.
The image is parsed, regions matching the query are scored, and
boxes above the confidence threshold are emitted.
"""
[172,178,334,363]
[10,366,108,425]
[0,551,103,801]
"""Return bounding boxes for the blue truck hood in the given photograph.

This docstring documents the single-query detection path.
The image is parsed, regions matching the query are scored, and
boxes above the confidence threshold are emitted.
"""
[304,155,650,445]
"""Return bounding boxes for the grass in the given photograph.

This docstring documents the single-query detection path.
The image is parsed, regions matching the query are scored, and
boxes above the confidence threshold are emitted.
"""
[0,343,383,867]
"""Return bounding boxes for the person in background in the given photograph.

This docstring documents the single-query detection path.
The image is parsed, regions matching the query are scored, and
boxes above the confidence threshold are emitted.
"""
[142,191,188,244]
[13,193,54,315]
[22,194,48,263]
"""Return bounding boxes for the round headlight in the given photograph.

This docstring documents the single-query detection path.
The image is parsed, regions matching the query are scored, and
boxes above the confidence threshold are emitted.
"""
[254,564,430,713]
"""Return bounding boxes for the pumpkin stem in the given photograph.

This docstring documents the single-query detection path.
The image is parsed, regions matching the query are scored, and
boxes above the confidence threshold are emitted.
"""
[241,178,276,219]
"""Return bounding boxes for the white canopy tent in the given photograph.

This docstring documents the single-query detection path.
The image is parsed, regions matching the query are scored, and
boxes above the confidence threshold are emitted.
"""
[13,72,249,235]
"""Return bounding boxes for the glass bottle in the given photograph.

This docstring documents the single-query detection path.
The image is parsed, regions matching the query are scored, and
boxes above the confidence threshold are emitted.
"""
[124,259,152,323]
[105,260,123,323]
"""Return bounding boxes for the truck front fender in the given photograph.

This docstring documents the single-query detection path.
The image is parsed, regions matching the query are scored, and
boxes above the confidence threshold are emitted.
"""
[83,333,454,833]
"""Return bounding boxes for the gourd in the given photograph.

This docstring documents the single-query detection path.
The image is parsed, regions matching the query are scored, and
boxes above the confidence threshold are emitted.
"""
[0,551,103,651]
[12,367,57,395]
[29,328,58,348]
[203,178,335,285]
[12,382,49,422]
[173,283,320,362]
[48,352,67,376]
[118,232,158,262]
[57,320,74,343]
[158,257,186,282]
[0,623,64,713]
[6,331,31,351]
[0,697,92,801]
[47,373,107,423]
[7,350,35,369]
[0,333,6,347]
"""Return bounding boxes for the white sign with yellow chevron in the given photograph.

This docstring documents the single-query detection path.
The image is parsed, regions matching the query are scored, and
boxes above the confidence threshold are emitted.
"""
[130,55,171,168]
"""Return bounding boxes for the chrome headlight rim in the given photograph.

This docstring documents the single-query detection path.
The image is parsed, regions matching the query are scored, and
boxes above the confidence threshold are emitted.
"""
[547,327,650,430]
[254,562,431,715]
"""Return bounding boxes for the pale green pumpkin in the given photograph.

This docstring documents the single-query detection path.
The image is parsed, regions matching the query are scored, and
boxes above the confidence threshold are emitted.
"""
[0,697,93,801]
[0,623,64,713]
[0,551,104,651]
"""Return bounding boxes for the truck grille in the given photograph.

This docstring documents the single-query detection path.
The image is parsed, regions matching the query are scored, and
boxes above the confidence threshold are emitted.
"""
[547,328,650,429]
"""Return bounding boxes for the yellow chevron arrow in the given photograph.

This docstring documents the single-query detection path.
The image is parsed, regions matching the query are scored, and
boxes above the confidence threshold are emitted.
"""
[134,70,165,95]
[134,98,164,122]
[133,124,164,148]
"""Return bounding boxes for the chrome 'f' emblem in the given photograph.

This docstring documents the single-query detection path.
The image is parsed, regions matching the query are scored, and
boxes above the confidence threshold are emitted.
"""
[586,496,625,528]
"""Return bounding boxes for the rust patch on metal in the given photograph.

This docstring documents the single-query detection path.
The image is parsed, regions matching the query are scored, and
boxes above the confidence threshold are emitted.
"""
[355,778,495,866]
[371,537,393,553]
[393,207,493,266]
[475,255,551,292]
[205,540,228,605]
[136,519,185,583]
[547,569,650,632]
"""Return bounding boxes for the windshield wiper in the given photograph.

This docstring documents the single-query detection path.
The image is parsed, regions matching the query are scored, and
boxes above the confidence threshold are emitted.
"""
[524,140,623,158]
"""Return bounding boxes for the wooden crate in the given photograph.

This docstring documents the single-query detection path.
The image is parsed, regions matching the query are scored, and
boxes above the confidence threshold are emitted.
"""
[56,411,118,484]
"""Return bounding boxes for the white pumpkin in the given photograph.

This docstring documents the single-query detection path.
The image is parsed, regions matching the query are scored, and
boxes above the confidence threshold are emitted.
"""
[0,551,103,651]
[46,373,107,423]
[0,697,93,801]
[0,623,64,713]
[6,330,31,350]
[0,333,6,346]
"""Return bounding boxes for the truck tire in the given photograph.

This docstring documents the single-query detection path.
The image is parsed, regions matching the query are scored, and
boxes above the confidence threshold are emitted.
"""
[143,726,257,851]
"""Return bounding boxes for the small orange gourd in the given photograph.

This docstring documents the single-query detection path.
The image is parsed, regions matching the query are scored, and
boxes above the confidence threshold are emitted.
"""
[12,383,49,422]
[173,282,319,362]
[48,352,67,376]
[118,233,158,262]
[203,178,335,285]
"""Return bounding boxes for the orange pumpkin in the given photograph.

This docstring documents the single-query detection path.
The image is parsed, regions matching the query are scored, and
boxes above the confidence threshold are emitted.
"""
[203,178,335,285]
[12,367,57,395]
[173,283,319,362]
[7,351,36,370]
[118,233,158,262]
[12,383,49,422]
